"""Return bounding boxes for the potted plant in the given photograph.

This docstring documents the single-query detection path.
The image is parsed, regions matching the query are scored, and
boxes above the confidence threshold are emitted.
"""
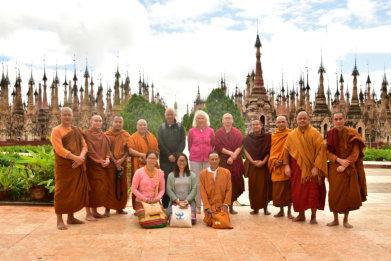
[16,147,55,201]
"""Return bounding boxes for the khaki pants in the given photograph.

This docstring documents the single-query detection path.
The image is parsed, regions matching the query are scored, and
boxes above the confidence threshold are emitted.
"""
[189,161,210,208]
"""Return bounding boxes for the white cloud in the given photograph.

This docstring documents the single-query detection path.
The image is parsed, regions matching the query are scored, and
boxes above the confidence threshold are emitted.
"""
[347,0,377,24]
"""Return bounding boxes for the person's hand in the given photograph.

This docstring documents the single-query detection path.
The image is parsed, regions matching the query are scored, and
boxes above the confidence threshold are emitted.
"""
[168,155,176,162]
[274,160,282,167]
[179,200,189,209]
[102,158,110,168]
[222,205,228,213]
[255,160,265,168]
[311,167,319,177]
[150,198,159,204]
[337,166,346,173]
[231,152,238,161]
[284,165,291,177]
[337,158,350,168]
[139,155,146,164]
[72,155,84,169]
[227,157,234,165]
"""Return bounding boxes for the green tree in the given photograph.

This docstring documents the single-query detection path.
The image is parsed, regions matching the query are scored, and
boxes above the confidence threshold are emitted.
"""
[204,88,245,136]
[181,112,194,134]
[121,94,165,136]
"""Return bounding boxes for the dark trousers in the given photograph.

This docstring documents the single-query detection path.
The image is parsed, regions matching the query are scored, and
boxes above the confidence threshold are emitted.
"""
[160,161,174,209]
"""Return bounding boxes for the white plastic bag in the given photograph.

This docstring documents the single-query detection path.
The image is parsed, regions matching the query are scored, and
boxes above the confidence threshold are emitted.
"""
[170,204,192,228]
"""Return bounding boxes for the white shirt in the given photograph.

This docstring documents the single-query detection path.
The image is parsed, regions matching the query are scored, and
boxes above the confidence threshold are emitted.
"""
[207,167,218,181]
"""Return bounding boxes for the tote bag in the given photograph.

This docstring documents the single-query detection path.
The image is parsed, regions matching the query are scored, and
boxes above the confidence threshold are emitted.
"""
[170,204,192,228]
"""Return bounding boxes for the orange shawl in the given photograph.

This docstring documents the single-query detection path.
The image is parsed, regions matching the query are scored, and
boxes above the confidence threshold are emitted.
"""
[268,128,291,182]
[129,131,159,172]
[84,128,111,164]
[105,129,132,160]
[284,125,328,183]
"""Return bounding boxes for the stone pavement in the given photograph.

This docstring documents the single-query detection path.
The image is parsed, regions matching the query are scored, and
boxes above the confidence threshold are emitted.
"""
[0,168,390,260]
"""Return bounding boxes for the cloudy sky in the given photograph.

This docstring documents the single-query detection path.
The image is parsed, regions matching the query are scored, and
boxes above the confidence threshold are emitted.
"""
[1,0,391,118]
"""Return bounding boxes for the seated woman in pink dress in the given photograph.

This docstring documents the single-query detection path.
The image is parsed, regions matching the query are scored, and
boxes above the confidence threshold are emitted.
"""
[131,150,168,228]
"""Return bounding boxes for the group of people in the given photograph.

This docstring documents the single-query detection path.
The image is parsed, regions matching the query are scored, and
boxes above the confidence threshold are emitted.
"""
[52,106,367,230]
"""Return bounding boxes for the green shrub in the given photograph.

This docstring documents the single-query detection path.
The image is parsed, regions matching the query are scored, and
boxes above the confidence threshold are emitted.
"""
[363,148,391,161]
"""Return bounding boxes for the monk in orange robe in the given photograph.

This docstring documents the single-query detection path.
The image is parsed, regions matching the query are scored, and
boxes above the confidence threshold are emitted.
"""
[244,119,272,215]
[104,116,132,216]
[51,107,89,230]
[199,151,232,226]
[268,115,292,219]
[129,119,159,210]
[326,112,367,228]
[84,115,111,221]
[284,111,327,224]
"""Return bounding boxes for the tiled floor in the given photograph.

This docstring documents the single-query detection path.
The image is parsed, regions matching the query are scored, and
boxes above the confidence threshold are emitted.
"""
[0,168,390,260]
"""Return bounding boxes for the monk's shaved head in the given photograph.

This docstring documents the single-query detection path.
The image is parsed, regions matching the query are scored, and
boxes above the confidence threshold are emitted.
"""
[61,107,73,115]
[113,116,124,131]
[296,111,310,130]
[276,115,288,131]
[60,107,73,126]
[251,119,261,126]
[113,115,123,121]
[91,115,102,122]
[222,113,234,128]
[333,112,346,130]
[137,119,147,126]
[297,111,309,119]
[90,115,103,129]
[251,119,262,134]
[137,119,148,135]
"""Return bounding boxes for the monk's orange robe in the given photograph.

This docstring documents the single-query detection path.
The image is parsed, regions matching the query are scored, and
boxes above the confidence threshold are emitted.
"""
[51,125,89,214]
[84,128,111,208]
[284,125,327,212]
[326,127,367,213]
[268,128,292,207]
[105,129,132,210]
[129,131,159,209]
[199,167,232,226]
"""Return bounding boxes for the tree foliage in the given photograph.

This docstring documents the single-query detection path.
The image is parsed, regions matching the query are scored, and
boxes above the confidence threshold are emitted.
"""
[121,94,165,136]
[204,88,246,136]
[181,113,194,134]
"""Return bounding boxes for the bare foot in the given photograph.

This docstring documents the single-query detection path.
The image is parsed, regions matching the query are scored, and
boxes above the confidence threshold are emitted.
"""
[274,211,284,218]
[310,216,318,225]
[250,210,259,215]
[86,214,98,221]
[229,207,238,215]
[292,215,305,222]
[57,222,68,230]
[327,220,339,227]
[287,212,293,219]
[93,212,107,218]
[67,217,84,225]
[116,209,128,215]
[343,221,353,229]
[264,210,271,215]
[103,211,110,217]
